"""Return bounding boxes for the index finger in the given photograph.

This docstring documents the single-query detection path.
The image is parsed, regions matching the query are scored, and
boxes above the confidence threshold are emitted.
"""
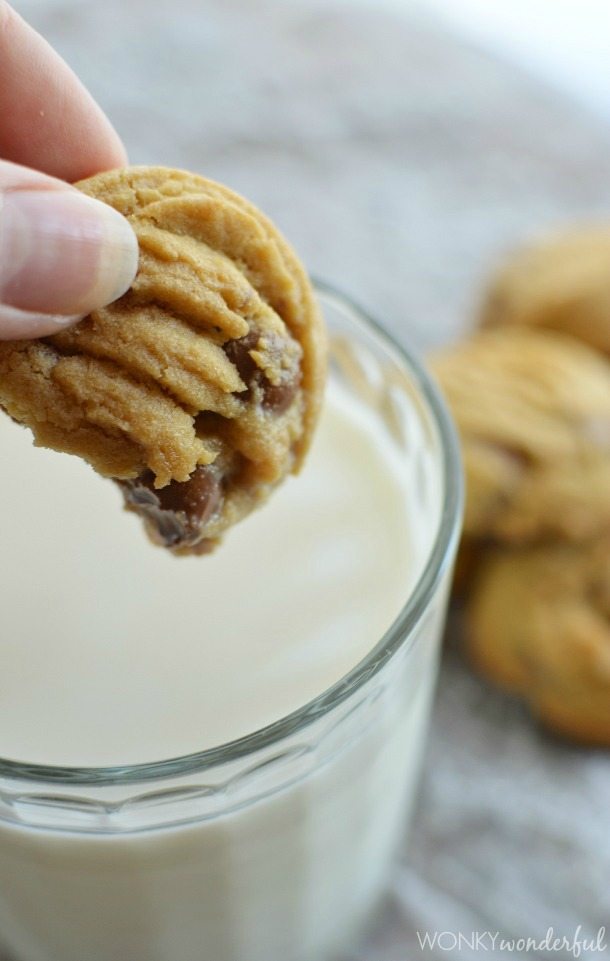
[0,1,127,181]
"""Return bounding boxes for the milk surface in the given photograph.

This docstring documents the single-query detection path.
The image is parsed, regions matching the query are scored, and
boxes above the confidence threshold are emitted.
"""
[0,380,415,766]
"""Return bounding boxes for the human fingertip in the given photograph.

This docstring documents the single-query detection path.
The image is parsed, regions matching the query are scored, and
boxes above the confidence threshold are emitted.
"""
[0,188,138,317]
[0,304,82,340]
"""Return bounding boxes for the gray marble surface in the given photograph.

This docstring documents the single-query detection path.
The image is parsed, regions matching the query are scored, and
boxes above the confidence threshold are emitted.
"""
[8,0,610,957]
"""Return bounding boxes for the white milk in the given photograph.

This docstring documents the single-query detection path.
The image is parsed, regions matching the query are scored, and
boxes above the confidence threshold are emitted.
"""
[0,375,447,961]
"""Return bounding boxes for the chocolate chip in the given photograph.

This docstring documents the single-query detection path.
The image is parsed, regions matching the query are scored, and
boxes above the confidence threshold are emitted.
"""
[153,466,222,523]
[223,332,259,386]
[261,376,300,414]
[121,465,222,549]
[224,331,300,414]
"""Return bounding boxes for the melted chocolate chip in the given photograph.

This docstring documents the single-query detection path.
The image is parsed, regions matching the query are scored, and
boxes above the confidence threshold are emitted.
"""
[223,331,260,385]
[224,331,301,414]
[261,377,300,414]
[121,465,222,549]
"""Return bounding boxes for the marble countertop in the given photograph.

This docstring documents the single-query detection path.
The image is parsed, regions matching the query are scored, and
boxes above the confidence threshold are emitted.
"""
[7,0,610,957]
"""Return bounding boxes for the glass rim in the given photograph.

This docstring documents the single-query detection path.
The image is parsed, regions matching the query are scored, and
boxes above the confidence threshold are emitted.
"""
[0,281,463,786]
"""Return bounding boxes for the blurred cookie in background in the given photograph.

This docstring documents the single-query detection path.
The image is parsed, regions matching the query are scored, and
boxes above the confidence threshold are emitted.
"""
[466,537,610,746]
[480,226,610,356]
[430,328,610,545]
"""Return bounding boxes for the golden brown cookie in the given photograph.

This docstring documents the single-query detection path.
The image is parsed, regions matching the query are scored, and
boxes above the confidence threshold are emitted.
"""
[481,226,610,356]
[0,166,326,553]
[467,538,610,746]
[430,329,610,544]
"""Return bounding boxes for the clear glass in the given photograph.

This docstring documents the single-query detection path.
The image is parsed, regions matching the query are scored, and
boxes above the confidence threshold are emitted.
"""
[0,285,462,961]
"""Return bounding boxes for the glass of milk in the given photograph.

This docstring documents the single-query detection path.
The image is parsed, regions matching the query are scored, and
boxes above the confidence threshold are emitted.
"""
[0,284,462,961]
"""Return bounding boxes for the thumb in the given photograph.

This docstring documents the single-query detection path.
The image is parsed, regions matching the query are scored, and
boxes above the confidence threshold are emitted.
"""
[0,161,138,340]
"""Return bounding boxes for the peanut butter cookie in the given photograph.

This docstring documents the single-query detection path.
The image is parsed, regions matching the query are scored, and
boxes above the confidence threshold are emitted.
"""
[430,329,610,544]
[481,226,610,356]
[467,538,610,745]
[0,167,326,553]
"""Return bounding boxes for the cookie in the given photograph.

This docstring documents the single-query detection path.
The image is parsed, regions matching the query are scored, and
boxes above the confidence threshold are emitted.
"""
[481,226,610,356]
[430,329,610,544]
[467,538,610,746]
[0,167,326,553]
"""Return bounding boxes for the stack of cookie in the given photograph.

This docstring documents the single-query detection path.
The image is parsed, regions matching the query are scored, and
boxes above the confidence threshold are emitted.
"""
[431,227,610,746]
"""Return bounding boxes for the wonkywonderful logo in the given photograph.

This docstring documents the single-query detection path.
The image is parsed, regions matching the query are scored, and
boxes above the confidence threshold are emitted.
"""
[416,926,607,957]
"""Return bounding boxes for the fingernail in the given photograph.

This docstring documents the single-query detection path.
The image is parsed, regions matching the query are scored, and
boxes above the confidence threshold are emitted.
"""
[0,189,138,316]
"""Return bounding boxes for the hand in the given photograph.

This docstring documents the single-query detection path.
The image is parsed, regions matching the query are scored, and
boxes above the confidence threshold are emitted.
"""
[0,1,138,339]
